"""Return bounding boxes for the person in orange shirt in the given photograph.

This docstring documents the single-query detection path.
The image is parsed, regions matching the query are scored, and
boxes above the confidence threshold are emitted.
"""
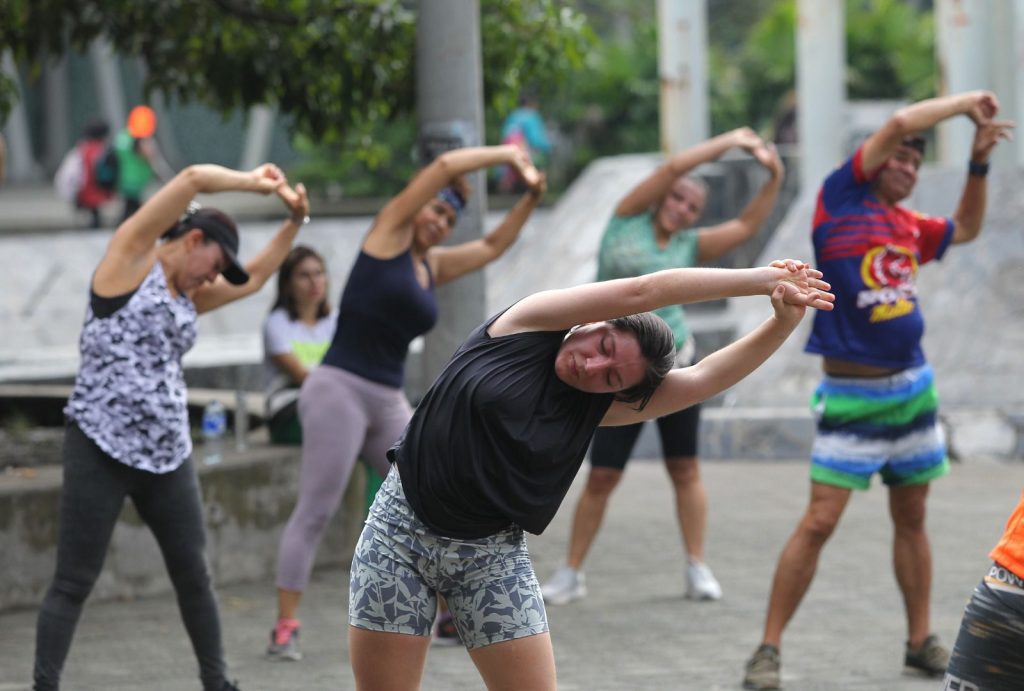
[943,492,1024,690]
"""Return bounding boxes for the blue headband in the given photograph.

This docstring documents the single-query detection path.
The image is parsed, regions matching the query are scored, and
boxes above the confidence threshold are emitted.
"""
[437,187,466,217]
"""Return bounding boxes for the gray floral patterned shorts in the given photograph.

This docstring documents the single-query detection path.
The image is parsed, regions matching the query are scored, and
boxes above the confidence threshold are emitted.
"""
[348,469,548,650]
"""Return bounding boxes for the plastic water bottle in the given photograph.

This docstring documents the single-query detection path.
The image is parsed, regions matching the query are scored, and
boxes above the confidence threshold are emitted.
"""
[201,400,227,466]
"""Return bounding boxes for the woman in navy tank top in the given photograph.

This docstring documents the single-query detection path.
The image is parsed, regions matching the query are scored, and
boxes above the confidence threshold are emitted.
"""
[267,145,545,659]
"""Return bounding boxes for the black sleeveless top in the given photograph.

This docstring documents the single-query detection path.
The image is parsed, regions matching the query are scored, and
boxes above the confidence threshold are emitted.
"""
[391,312,614,538]
[321,249,438,388]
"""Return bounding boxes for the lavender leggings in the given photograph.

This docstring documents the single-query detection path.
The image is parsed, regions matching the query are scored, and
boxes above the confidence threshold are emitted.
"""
[276,364,412,592]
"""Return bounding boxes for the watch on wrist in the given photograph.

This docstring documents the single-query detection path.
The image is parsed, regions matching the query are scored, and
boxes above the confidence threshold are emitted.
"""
[968,160,990,178]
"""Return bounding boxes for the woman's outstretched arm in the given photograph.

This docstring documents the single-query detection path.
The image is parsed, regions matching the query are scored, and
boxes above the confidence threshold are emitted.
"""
[696,143,785,262]
[429,174,546,285]
[192,182,310,314]
[489,260,832,338]
[601,266,814,426]
[615,127,764,218]
[94,164,286,296]
[364,145,539,257]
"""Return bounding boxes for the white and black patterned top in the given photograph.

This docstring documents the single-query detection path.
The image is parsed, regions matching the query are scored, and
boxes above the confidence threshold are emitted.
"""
[65,261,198,473]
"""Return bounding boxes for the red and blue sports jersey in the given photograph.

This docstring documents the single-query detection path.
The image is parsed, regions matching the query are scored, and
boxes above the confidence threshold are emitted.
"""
[805,146,954,369]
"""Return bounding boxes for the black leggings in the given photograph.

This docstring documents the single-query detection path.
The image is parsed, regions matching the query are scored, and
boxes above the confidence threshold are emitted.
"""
[33,423,227,691]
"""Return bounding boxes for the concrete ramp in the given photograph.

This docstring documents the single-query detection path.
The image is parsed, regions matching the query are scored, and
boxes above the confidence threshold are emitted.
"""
[485,154,659,311]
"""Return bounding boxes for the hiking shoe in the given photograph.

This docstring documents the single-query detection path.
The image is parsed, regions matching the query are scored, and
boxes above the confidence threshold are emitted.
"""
[220,681,242,691]
[685,559,723,600]
[540,566,587,605]
[265,619,302,661]
[904,634,949,677]
[431,612,462,646]
[743,644,781,690]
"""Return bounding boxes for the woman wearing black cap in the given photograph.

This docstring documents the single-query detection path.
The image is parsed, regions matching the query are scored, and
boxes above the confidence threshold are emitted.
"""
[267,145,544,659]
[33,163,309,691]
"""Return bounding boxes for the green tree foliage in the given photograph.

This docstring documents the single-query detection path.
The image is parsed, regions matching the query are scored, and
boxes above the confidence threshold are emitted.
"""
[543,19,659,180]
[0,0,592,149]
[846,0,935,102]
[713,0,936,135]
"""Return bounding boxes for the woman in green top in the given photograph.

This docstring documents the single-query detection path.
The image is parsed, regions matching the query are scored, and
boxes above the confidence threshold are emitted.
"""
[541,127,785,605]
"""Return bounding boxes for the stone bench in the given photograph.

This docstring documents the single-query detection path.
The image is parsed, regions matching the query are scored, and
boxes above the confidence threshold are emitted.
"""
[0,432,366,612]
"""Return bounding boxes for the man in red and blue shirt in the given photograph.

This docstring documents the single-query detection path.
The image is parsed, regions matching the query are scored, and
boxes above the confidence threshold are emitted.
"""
[744,91,1014,689]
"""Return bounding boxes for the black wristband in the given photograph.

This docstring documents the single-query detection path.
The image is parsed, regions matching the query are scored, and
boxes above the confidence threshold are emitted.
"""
[968,160,989,178]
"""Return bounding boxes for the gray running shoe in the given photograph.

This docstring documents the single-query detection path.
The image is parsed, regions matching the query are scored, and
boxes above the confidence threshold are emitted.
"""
[743,644,781,690]
[540,566,587,605]
[904,634,949,677]
[266,624,302,662]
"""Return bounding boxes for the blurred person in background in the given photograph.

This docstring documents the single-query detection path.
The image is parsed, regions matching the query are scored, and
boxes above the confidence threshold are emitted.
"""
[266,145,546,661]
[743,90,1014,690]
[541,127,785,607]
[262,245,336,445]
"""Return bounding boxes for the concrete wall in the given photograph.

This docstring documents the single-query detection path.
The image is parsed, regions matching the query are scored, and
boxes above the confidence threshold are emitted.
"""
[0,438,367,612]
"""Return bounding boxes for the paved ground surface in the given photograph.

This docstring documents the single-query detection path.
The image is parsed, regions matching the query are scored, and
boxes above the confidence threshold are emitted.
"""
[2,455,1022,690]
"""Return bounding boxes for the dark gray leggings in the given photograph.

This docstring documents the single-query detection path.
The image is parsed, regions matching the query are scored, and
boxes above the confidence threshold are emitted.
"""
[34,423,227,691]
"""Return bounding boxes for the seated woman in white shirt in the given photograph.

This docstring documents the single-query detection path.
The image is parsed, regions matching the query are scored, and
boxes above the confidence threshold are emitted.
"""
[263,245,336,444]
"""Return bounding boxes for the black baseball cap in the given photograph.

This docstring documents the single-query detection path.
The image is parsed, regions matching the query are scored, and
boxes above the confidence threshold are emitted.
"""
[189,211,250,285]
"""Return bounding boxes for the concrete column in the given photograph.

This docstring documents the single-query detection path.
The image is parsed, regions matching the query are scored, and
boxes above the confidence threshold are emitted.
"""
[1008,1,1024,166]
[89,39,126,133]
[657,0,709,153]
[795,0,845,191]
[43,56,70,170]
[1,52,42,183]
[240,106,275,170]
[415,0,486,383]
[935,0,993,164]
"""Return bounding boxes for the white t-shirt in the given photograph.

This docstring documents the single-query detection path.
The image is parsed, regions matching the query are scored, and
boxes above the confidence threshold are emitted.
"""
[262,307,337,418]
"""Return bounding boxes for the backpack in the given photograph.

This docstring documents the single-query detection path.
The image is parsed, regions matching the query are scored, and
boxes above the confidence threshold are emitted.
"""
[94,146,119,191]
[53,147,84,202]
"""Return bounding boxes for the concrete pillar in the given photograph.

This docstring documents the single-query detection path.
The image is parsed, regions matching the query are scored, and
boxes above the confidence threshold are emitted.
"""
[415,0,486,383]
[935,0,993,165]
[1,52,42,183]
[43,57,70,170]
[240,106,276,170]
[657,0,709,153]
[795,0,845,191]
[1004,1,1024,167]
[89,39,126,133]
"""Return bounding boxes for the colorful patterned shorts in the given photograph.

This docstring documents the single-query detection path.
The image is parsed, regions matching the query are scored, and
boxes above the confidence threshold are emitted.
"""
[810,364,949,490]
[348,469,548,650]
[945,563,1024,690]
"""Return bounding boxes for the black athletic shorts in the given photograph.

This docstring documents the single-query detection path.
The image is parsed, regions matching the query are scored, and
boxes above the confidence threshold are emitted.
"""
[590,402,700,469]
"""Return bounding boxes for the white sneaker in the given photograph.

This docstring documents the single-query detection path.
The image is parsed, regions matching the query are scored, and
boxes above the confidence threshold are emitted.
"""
[685,559,723,600]
[540,566,587,605]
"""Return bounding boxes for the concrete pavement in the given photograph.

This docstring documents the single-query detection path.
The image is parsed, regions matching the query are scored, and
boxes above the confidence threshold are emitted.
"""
[3,455,1022,690]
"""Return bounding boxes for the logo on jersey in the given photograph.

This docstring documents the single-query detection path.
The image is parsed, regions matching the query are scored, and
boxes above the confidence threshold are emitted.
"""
[857,245,918,322]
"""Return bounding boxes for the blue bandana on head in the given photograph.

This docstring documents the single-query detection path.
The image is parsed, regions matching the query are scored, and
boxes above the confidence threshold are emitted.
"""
[437,187,466,218]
